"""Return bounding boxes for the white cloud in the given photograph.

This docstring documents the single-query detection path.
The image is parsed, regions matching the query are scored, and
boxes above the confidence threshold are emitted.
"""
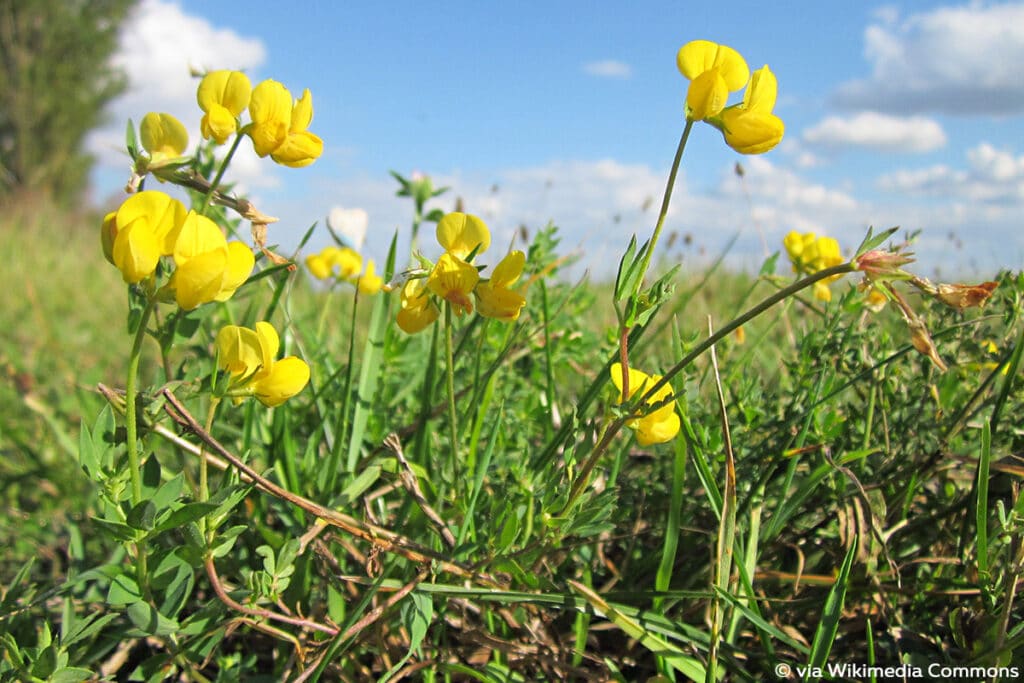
[583,60,633,79]
[803,111,947,152]
[89,0,272,199]
[878,142,1024,203]
[834,2,1024,115]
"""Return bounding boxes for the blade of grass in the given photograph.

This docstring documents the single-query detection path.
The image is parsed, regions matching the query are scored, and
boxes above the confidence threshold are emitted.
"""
[806,539,858,683]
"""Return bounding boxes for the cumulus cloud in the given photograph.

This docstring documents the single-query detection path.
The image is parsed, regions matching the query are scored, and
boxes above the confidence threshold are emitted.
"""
[833,2,1024,115]
[583,60,633,79]
[89,0,270,197]
[803,111,947,152]
[878,142,1024,202]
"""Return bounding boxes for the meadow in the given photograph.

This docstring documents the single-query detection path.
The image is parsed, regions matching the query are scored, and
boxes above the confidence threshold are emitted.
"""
[2,46,1023,683]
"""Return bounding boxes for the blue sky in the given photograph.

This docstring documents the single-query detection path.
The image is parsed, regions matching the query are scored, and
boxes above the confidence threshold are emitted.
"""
[90,0,1024,277]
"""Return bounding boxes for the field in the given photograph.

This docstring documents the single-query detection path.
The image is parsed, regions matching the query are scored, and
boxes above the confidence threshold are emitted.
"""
[1,184,1022,682]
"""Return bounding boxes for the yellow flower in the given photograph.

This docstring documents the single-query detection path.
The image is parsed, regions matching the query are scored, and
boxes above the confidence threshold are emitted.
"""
[610,363,680,446]
[140,113,188,163]
[169,211,254,310]
[105,191,187,283]
[719,66,784,154]
[396,278,440,334]
[247,80,323,167]
[306,246,362,280]
[427,252,479,316]
[784,231,845,302]
[476,250,527,322]
[216,322,310,407]
[676,40,749,122]
[436,212,490,260]
[357,259,383,295]
[197,70,252,144]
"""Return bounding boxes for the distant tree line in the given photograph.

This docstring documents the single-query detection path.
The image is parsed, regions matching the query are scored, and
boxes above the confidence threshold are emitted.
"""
[0,0,136,206]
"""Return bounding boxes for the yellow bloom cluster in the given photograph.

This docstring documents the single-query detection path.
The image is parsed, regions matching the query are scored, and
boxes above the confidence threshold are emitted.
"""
[136,69,323,170]
[216,322,310,407]
[397,212,527,334]
[676,40,784,155]
[783,231,845,302]
[101,190,254,310]
[305,246,383,295]
[610,363,681,446]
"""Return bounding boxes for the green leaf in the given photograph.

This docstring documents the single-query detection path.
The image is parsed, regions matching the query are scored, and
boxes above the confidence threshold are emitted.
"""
[126,600,179,637]
[126,500,157,531]
[613,234,639,301]
[853,225,899,256]
[806,540,858,681]
[148,473,184,510]
[50,668,97,683]
[151,502,218,534]
[91,517,137,542]
[107,572,142,606]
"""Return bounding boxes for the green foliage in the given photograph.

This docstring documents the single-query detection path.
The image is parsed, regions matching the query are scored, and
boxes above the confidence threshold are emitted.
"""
[0,0,135,204]
[2,39,1024,682]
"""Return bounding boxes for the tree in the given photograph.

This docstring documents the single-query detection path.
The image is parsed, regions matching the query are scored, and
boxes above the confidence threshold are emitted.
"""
[0,0,136,206]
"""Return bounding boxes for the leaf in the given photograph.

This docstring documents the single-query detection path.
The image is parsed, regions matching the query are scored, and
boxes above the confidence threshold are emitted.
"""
[126,600,179,637]
[853,226,899,256]
[151,502,218,534]
[107,572,142,606]
[50,668,97,683]
[806,540,858,681]
[126,500,157,531]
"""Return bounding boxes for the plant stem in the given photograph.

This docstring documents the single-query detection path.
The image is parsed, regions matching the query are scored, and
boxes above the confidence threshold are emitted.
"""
[631,120,693,296]
[198,398,220,538]
[126,299,156,505]
[444,303,459,472]
[198,133,244,216]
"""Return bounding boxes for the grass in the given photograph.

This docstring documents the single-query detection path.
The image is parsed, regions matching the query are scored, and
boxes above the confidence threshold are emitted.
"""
[2,197,1023,682]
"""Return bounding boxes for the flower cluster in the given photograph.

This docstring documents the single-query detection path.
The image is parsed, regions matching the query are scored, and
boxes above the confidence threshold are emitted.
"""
[216,322,310,407]
[677,40,784,154]
[101,190,254,310]
[397,212,527,334]
[305,245,383,295]
[610,363,681,446]
[198,70,323,167]
[783,231,845,302]
[135,69,323,176]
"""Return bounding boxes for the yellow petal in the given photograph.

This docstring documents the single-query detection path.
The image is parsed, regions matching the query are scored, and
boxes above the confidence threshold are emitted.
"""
[248,80,293,156]
[270,131,324,168]
[140,112,188,160]
[436,212,490,259]
[201,104,238,145]
[686,69,729,121]
[214,241,255,301]
[197,70,252,116]
[635,411,681,446]
[173,211,227,265]
[100,211,118,265]
[475,282,526,322]
[116,190,187,256]
[397,300,440,333]
[253,356,310,407]
[254,321,279,373]
[491,250,525,288]
[216,325,263,376]
[357,259,383,295]
[744,65,778,113]
[112,216,161,283]
[427,252,479,315]
[720,108,784,154]
[306,253,332,279]
[676,40,749,91]
[172,249,227,310]
[290,88,314,133]
[333,247,362,279]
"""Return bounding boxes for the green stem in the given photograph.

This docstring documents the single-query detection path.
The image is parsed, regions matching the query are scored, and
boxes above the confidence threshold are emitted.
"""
[198,133,244,215]
[199,398,219,538]
[444,303,459,470]
[126,299,156,505]
[632,120,693,295]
